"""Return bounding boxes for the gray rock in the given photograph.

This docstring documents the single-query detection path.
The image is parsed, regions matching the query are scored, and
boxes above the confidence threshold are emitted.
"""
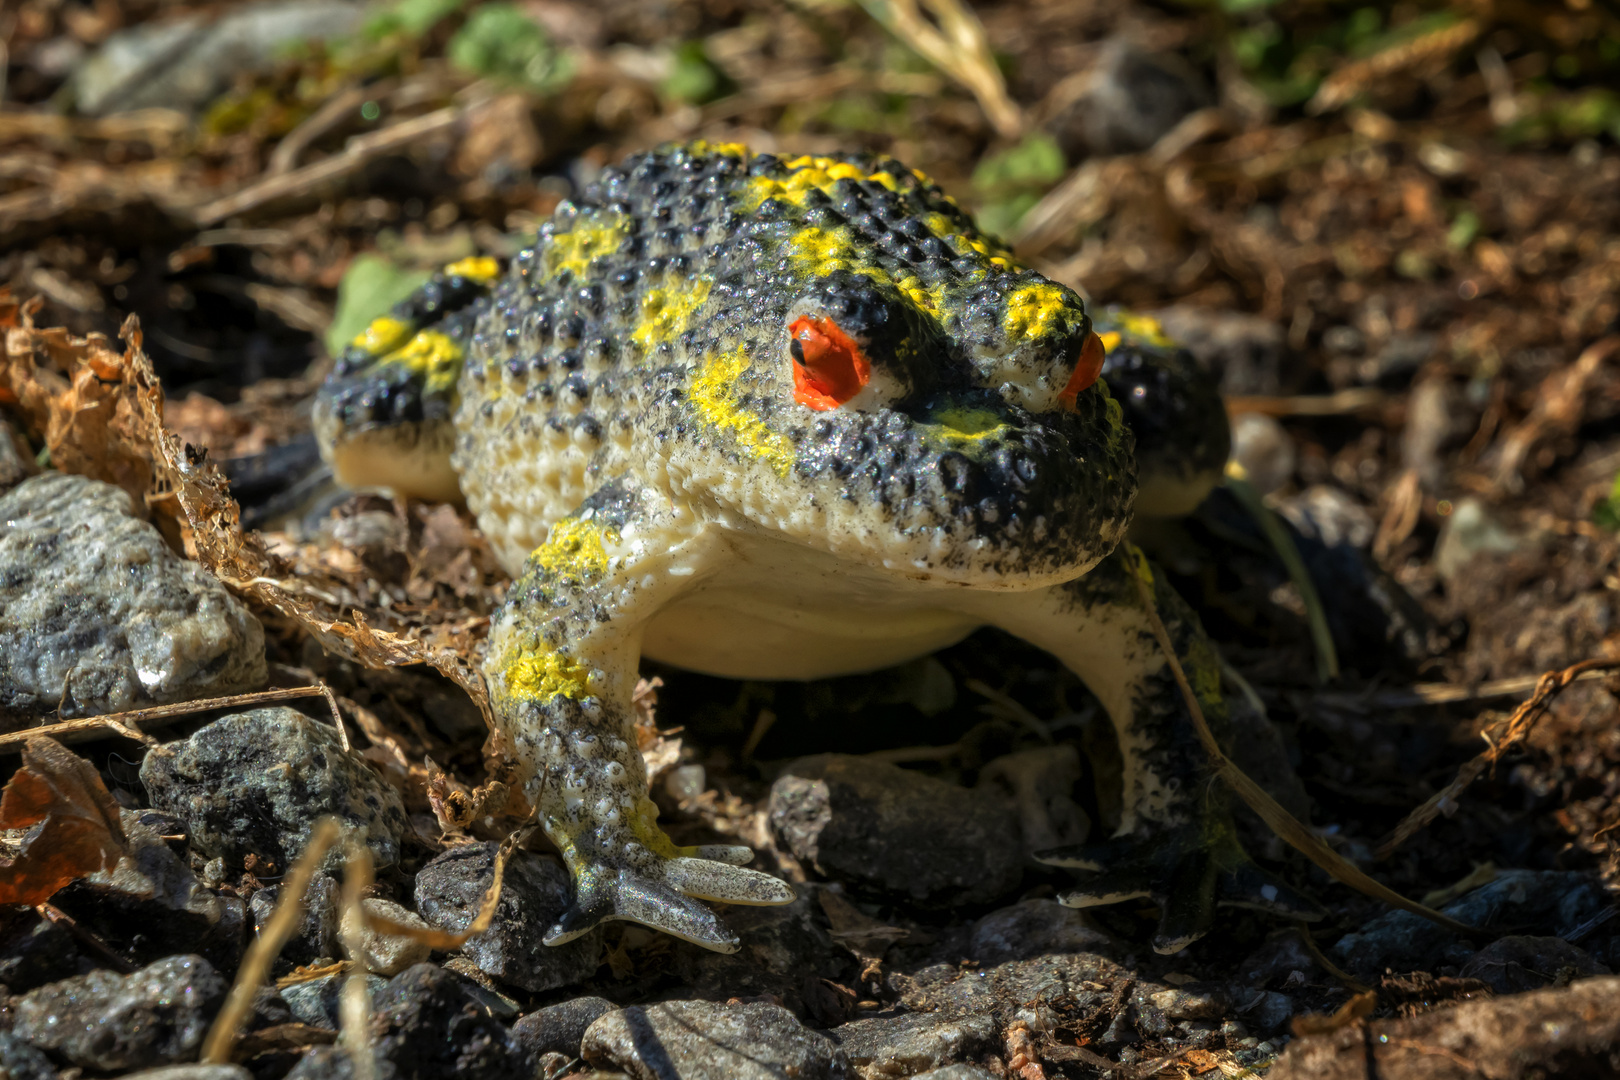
[0,909,80,993]
[71,1,364,116]
[669,883,843,1013]
[1275,486,1375,551]
[251,874,340,972]
[1239,990,1294,1034]
[1228,413,1296,497]
[1149,985,1228,1020]
[1149,307,1285,396]
[0,1033,57,1080]
[0,473,265,725]
[1331,870,1608,977]
[344,897,432,976]
[12,954,226,1071]
[911,1068,997,1080]
[51,810,246,971]
[440,957,522,1019]
[414,843,601,992]
[370,963,528,1080]
[140,705,409,872]
[889,952,1145,1038]
[1050,39,1209,157]
[769,755,1023,907]
[283,1047,355,1080]
[0,417,34,493]
[827,1012,995,1080]
[1458,935,1610,994]
[121,1068,254,1080]
[1434,498,1531,583]
[968,899,1109,965]
[280,973,388,1030]
[584,1001,847,1080]
[512,996,615,1059]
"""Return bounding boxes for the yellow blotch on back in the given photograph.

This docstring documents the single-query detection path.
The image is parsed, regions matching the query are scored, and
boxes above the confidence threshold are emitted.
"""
[784,227,945,314]
[350,315,412,355]
[688,345,796,478]
[443,255,500,282]
[381,329,462,394]
[634,278,714,348]
[745,156,900,210]
[1003,282,1082,342]
[690,139,750,159]
[544,213,628,279]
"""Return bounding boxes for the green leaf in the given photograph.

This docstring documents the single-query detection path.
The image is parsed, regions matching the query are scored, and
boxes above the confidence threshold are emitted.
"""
[325,254,433,357]
[972,133,1065,193]
[1597,472,1620,531]
[364,0,463,41]
[663,41,732,105]
[1446,209,1480,251]
[448,3,573,95]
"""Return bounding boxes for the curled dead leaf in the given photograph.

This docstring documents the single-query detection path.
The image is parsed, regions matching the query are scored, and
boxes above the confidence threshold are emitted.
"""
[0,737,128,905]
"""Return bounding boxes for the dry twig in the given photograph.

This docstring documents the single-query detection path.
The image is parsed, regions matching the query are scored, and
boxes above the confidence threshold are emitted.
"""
[0,683,347,754]
[1374,657,1620,860]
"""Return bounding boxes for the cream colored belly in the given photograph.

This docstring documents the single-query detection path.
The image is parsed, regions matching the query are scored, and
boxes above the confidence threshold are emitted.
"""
[640,534,985,680]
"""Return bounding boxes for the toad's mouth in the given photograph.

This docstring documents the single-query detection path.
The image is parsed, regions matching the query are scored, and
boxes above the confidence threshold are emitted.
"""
[773,392,1138,587]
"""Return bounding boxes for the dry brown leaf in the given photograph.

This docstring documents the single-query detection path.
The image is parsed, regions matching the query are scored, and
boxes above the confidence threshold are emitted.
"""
[0,737,128,905]
[0,291,153,510]
[4,299,504,775]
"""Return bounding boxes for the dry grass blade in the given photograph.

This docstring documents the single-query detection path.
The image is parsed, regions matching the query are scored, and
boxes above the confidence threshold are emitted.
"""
[0,683,345,754]
[1126,549,1476,936]
[1307,19,1481,115]
[338,844,377,1080]
[854,0,1022,140]
[1291,922,1373,994]
[202,818,342,1065]
[1225,389,1386,417]
[192,104,469,226]
[1374,657,1620,860]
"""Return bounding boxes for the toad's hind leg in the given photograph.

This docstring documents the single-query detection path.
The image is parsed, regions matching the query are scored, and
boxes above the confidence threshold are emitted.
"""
[958,544,1323,954]
[486,487,793,952]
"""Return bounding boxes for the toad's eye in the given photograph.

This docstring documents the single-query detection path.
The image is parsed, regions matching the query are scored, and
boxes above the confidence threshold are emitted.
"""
[1057,331,1107,411]
[789,315,871,411]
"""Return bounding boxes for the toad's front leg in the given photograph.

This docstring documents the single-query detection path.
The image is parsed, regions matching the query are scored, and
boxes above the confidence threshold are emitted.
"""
[959,544,1323,953]
[485,489,793,952]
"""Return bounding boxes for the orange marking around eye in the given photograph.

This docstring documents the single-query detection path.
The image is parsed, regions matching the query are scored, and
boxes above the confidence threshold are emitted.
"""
[1058,331,1107,411]
[789,315,871,411]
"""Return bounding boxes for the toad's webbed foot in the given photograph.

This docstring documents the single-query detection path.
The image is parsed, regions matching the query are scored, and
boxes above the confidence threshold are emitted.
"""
[545,804,794,952]
[1037,826,1324,954]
